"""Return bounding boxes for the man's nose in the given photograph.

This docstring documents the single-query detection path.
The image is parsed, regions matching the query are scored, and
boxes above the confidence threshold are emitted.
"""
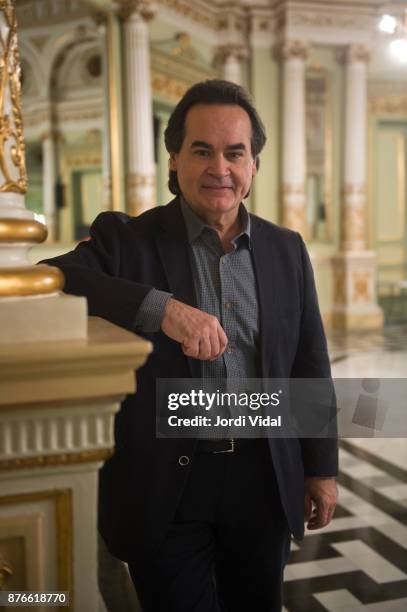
[208,154,230,176]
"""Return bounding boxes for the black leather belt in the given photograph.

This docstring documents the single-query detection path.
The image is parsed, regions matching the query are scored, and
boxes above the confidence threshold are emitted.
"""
[196,438,263,454]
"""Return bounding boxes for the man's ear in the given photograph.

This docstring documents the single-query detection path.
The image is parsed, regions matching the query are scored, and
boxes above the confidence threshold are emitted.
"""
[169,152,178,171]
[251,157,258,177]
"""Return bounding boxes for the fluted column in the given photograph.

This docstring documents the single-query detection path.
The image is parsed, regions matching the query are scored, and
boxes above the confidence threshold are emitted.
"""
[119,0,156,216]
[277,40,309,238]
[332,45,383,330]
[41,130,57,241]
[95,16,113,210]
[215,45,247,84]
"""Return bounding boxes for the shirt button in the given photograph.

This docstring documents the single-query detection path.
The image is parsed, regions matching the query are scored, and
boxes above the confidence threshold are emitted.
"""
[226,346,233,354]
[224,302,232,310]
[178,455,190,466]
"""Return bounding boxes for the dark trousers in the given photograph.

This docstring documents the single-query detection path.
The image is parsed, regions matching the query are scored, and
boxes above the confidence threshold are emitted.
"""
[128,440,291,612]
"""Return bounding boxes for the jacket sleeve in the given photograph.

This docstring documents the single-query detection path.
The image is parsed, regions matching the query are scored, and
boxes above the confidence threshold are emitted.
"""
[292,235,338,478]
[40,212,154,332]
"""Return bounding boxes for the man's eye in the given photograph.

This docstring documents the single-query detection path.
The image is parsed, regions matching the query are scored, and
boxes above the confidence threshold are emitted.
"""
[227,152,244,160]
[194,150,210,157]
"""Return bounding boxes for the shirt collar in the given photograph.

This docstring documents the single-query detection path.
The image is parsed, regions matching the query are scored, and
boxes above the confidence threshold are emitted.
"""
[180,196,251,248]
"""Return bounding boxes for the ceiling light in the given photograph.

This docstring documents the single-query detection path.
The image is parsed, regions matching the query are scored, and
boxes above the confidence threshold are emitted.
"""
[390,37,407,61]
[379,14,398,33]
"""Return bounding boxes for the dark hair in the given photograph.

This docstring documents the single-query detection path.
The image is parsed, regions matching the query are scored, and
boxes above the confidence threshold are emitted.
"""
[164,79,267,195]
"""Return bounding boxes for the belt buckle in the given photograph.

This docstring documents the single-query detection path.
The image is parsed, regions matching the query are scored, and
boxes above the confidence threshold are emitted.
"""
[213,439,235,454]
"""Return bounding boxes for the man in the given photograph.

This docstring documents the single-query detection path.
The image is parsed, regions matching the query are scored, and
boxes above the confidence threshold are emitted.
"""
[43,80,338,611]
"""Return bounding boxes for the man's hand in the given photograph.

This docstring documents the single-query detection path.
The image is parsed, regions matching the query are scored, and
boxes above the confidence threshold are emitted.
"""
[304,477,338,530]
[161,298,228,361]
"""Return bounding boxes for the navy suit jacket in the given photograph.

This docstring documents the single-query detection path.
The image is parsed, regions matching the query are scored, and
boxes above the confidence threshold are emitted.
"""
[42,197,338,563]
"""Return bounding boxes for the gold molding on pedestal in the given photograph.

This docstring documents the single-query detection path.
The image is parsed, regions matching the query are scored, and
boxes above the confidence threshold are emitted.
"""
[0,489,73,595]
[0,448,113,471]
[0,218,47,242]
[0,264,64,297]
[0,1,27,194]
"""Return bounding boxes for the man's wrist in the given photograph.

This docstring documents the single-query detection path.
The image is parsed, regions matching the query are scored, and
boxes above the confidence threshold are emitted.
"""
[134,289,173,332]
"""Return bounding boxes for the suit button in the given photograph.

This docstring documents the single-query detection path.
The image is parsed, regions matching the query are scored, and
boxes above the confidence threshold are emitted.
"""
[178,455,190,466]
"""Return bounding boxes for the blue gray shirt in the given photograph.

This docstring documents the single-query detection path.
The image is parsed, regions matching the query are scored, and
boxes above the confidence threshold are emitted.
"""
[134,199,260,380]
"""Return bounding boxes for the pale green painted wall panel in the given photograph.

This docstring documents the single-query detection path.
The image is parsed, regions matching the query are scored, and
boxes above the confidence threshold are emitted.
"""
[250,47,280,224]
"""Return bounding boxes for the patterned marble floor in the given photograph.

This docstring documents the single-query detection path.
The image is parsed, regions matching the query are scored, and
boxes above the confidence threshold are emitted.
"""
[283,325,407,612]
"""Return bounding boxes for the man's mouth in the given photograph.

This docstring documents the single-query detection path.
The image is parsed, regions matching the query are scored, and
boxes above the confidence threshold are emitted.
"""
[201,185,233,191]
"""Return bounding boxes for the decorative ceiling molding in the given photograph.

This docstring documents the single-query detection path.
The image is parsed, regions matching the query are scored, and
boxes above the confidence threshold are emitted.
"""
[368,80,407,115]
[16,0,89,28]
[16,0,394,50]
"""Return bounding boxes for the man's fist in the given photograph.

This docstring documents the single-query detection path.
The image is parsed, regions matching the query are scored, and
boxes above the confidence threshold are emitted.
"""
[161,298,228,361]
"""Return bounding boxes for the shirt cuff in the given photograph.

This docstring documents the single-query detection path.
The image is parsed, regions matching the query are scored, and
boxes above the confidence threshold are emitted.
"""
[134,289,173,333]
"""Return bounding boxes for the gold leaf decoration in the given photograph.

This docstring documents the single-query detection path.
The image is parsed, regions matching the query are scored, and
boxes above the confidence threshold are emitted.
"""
[0,1,27,194]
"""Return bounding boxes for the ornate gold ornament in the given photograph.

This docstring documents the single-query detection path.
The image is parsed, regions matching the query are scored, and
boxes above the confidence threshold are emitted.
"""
[0,1,28,194]
[369,95,407,115]
[157,0,215,29]
[291,12,360,29]
[0,264,64,297]
[352,271,370,302]
[152,72,188,100]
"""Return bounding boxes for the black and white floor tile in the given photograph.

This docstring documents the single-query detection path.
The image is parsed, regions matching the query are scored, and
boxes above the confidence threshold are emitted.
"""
[283,325,407,611]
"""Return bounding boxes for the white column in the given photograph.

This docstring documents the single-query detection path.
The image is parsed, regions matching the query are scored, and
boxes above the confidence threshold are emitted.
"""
[278,41,309,238]
[332,45,383,330]
[215,45,246,84]
[41,131,57,241]
[96,17,113,211]
[342,44,368,251]
[120,0,156,216]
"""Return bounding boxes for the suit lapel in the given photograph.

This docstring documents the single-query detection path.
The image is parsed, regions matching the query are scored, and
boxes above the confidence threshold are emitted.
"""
[155,198,201,378]
[250,216,280,377]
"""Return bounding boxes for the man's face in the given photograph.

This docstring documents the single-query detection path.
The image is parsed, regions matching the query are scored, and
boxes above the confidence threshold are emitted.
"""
[169,104,257,220]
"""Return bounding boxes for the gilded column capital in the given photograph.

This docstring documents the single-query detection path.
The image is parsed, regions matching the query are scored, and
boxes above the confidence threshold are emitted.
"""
[337,44,370,64]
[215,44,248,64]
[115,0,157,22]
[273,40,310,62]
